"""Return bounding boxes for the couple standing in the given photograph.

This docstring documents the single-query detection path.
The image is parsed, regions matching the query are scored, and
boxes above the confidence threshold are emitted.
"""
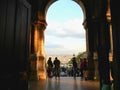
[72,55,88,80]
[47,57,60,79]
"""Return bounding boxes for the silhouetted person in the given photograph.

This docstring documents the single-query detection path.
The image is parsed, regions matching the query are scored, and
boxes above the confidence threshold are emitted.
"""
[47,57,53,78]
[47,57,53,68]
[79,58,84,78]
[72,56,78,77]
[53,57,60,79]
[83,58,88,80]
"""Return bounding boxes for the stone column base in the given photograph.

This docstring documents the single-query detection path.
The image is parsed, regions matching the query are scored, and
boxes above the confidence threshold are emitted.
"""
[38,70,46,80]
[37,56,46,80]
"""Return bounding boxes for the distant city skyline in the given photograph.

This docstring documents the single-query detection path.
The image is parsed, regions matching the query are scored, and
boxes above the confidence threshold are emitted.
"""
[46,54,73,64]
[45,0,86,55]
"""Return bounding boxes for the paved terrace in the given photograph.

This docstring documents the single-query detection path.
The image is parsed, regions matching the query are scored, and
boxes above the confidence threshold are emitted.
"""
[29,77,100,90]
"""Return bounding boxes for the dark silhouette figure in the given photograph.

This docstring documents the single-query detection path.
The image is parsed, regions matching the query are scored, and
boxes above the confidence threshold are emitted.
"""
[79,58,84,78]
[83,58,88,80]
[53,57,60,79]
[72,56,78,77]
[47,57,53,78]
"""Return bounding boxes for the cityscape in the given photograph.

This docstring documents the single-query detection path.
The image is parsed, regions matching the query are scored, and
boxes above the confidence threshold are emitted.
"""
[45,52,87,66]
[46,54,73,65]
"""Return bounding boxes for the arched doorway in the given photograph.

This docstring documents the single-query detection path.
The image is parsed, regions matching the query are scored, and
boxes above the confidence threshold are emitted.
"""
[1,0,118,89]
[29,0,112,89]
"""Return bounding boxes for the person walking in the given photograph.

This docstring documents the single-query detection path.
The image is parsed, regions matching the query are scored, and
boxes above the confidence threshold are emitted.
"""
[53,57,60,79]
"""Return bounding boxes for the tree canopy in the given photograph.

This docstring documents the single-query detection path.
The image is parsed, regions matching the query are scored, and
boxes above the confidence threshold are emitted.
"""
[68,51,86,64]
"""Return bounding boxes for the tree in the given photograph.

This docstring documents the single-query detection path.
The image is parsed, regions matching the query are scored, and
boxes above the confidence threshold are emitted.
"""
[76,51,86,62]
[68,51,86,64]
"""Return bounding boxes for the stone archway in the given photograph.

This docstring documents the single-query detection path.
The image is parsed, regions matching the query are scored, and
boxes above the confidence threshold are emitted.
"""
[29,0,88,80]
[45,0,91,79]
[29,1,112,89]
[45,0,97,81]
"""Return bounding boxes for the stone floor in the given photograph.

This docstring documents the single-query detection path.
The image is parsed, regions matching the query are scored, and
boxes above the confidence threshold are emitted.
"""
[29,77,100,90]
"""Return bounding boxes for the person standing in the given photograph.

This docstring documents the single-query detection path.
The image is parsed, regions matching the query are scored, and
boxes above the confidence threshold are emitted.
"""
[72,55,78,77]
[53,57,61,79]
[79,58,84,78]
[47,57,53,78]
[83,58,88,80]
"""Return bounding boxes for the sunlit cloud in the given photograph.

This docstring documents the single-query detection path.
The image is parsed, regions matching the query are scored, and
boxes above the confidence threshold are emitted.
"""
[45,19,86,55]
[46,18,85,38]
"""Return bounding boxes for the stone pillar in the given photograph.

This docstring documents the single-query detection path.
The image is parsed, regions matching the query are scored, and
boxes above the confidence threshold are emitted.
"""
[32,19,47,80]
[83,20,95,80]
[96,18,111,90]
[87,51,95,80]
[29,54,37,80]
[84,12,111,90]
[110,0,120,89]
[106,1,114,84]
[37,20,47,80]
[93,52,99,80]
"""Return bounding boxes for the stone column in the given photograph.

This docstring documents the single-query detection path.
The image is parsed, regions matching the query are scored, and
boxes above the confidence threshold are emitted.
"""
[106,0,114,83]
[37,20,47,80]
[32,19,47,80]
[29,54,37,80]
[84,15,111,89]
[86,51,95,80]
[83,20,95,80]
[29,24,38,80]
[97,18,111,90]
[110,0,120,89]
[93,52,99,80]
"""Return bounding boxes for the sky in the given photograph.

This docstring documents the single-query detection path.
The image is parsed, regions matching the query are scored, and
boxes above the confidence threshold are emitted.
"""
[44,0,86,56]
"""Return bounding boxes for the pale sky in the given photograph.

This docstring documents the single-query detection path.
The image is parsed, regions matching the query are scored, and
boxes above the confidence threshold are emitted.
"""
[45,0,86,55]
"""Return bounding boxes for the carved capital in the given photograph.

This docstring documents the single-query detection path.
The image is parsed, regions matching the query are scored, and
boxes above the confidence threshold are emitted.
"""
[32,19,47,30]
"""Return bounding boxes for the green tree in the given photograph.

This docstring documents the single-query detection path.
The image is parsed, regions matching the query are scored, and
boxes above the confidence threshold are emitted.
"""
[68,51,86,64]
[76,51,86,62]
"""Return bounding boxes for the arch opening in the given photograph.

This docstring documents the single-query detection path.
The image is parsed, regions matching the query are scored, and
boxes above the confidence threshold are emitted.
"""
[44,0,87,74]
